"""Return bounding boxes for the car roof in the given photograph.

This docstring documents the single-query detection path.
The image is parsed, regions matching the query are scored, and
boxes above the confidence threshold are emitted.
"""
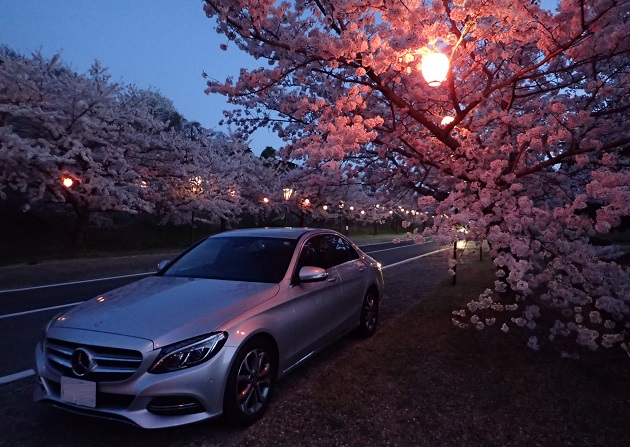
[210,227,326,240]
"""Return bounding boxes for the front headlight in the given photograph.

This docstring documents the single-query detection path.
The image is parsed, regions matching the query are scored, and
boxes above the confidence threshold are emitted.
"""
[149,332,228,374]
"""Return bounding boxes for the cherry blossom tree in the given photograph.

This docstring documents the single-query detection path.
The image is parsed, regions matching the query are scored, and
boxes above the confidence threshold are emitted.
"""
[202,0,630,356]
[0,50,165,245]
[148,130,281,229]
[0,49,278,245]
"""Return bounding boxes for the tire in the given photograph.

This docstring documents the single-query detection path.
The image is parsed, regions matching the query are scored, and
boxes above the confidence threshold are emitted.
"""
[357,288,379,338]
[223,337,277,425]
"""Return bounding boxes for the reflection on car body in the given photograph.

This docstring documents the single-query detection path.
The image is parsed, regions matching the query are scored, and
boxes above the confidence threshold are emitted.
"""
[34,228,384,429]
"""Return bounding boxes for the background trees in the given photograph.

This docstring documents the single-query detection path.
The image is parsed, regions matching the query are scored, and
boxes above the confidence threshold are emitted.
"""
[202,0,630,356]
[0,48,285,246]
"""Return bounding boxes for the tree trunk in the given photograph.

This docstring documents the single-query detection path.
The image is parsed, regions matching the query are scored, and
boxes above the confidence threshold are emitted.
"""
[73,204,90,248]
[63,189,90,248]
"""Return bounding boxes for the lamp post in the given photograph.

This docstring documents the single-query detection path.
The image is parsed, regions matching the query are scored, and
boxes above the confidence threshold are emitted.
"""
[261,197,270,227]
[189,176,203,243]
[300,197,310,227]
[338,201,346,234]
[283,187,293,227]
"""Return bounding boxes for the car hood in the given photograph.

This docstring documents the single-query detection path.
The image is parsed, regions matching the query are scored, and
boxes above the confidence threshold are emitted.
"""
[53,276,280,347]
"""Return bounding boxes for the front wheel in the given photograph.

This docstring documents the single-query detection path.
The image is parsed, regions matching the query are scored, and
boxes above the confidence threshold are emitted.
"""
[223,338,277,425]
[357,288,379,338]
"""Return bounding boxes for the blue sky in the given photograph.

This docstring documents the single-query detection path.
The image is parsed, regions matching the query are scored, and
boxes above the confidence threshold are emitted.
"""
[0,0,282,154]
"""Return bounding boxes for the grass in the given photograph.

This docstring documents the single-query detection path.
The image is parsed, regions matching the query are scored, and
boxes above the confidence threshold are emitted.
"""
[233,255,630,447]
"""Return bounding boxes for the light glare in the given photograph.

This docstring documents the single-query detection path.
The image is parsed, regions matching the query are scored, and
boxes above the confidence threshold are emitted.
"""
[421,52,449,86]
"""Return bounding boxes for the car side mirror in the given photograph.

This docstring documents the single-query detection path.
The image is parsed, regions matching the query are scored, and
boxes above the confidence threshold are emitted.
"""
[157,260,171,272]
[298,266,328,283]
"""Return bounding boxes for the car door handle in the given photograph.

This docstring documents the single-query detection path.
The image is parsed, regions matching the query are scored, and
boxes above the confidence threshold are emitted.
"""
[358,265,366,272]
[328,277,338,282]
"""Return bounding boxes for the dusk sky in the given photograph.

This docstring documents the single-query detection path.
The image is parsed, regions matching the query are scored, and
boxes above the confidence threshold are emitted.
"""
[1,1,559,156]
[0,0,283,154]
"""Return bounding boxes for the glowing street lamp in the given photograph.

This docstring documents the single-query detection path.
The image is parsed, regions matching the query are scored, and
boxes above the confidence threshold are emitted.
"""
[61,176,74,188]
[441,115,455,126]
[190,176,203,194]
[421,52,449,87]
[282,188,293,201]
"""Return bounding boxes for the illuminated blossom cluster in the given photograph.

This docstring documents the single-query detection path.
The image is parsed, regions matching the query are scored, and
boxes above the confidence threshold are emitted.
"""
[202,0,630,357]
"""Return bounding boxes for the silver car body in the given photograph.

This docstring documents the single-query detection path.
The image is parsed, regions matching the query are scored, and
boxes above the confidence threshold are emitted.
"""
[34,228,384,428]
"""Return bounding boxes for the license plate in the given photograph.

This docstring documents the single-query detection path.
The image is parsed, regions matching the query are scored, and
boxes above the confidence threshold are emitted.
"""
[60,376,96,408]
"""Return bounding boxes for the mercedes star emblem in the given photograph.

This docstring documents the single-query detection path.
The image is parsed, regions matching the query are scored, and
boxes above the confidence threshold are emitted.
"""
[71,348,92,377]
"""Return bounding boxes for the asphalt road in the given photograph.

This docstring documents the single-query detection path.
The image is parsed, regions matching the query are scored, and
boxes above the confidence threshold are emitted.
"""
[0,239,444,379]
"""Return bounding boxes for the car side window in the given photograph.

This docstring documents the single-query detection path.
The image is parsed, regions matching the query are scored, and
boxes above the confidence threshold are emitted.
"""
[323,235,359,267]
[297,236,329,270]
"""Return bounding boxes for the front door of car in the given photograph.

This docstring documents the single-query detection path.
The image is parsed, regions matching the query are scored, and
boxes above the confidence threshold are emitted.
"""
[326,236,368,327]
[283,235,345,364]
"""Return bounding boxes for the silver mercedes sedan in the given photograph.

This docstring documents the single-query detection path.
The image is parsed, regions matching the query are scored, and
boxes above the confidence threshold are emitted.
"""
[34,228,384,429]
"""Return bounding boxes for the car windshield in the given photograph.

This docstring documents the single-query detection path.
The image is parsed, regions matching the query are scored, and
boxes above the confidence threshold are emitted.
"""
[161,236,297,283]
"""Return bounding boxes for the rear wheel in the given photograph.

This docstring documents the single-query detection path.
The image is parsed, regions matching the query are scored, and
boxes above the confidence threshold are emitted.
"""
[223,338,277,425]
[357,288,379,338]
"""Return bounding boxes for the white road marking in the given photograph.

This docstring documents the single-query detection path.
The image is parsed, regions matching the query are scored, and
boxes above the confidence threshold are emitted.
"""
[0,272,153,294]
[381,248,449,270]
[0,302,84,320]
[364,239,431,254]
[0,369,35,385]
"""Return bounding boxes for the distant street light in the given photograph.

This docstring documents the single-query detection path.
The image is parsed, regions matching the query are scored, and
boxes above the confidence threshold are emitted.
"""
[283,187,293,227]
[61,175,75,188]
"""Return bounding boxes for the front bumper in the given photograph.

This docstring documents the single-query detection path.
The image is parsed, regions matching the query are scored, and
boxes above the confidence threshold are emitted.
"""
[34,335,237,429]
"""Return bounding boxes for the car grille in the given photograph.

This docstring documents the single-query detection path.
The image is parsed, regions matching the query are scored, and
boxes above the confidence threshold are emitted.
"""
[45,337,143,382]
